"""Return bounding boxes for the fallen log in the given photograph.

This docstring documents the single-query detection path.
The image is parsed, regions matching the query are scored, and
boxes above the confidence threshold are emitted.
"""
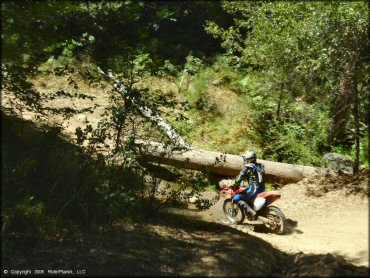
[137,141,319,184]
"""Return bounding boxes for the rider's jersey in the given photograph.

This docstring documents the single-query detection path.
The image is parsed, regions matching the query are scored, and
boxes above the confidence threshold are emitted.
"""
[233,162,265,194]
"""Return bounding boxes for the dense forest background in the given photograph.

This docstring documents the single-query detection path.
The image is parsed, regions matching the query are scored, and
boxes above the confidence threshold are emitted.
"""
[1,0,369,267]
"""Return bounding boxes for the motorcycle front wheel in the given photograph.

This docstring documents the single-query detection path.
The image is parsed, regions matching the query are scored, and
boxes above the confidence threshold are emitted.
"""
[223,198,245,224]
[264,205,286,234]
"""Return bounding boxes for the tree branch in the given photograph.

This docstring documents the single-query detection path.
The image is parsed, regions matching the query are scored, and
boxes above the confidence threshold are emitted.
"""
[97,67,190,149]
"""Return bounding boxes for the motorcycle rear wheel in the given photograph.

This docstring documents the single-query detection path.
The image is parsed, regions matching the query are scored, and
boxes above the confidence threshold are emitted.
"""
[223,198,245,224]
[264,205,286,234]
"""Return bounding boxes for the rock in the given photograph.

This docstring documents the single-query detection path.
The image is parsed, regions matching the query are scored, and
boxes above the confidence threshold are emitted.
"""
[189,196,199,203]
[76,113,88,123]
[214,64,223,73]
[322,153,353,173]
[218,179,233,189]
[212,78,222,86]
[305,186,324,197]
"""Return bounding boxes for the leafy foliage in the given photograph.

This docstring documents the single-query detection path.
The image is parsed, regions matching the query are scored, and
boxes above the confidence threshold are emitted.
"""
[205,1,369,164]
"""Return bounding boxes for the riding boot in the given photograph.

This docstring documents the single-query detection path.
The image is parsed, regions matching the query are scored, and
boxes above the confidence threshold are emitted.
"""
[237,200,256,218]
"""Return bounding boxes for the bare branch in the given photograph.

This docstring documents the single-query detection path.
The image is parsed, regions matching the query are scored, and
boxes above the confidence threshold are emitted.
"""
[97,67,190,149]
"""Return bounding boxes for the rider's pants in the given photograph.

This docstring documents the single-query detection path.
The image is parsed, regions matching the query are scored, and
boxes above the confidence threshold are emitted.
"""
[233,187,264,203]
[232,187,264,213]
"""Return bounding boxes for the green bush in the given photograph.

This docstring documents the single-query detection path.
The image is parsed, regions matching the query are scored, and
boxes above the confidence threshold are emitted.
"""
[159,60,179,76]
[238,73,330,166]
[188,79,207,103]
[2,196,46,237]
[184,55,204,75]
[331,132,369,168]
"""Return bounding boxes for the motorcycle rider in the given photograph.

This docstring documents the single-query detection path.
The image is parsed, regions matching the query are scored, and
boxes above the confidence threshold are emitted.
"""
[231,151,265,218]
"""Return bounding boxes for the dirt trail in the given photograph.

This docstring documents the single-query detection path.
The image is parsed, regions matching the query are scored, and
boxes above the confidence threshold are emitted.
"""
[185,182,369,268]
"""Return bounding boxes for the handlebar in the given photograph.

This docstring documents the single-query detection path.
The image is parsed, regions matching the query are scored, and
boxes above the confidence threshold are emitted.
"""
[220,186,249,198]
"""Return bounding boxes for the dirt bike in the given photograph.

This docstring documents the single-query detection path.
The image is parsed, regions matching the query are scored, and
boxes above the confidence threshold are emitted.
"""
[220,185,286,234]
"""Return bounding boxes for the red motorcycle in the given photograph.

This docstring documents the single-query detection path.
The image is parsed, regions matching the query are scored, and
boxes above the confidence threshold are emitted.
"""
[220,186,286,234]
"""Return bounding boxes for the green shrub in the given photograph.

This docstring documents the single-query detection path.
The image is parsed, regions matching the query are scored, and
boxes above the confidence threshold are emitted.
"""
[2,196,46,237]
[265,183,277,192]
[331,132,369,168]
[159,60,179,76]
[184,55,204,75]
[360,132,369,168]
[239,73,329,166]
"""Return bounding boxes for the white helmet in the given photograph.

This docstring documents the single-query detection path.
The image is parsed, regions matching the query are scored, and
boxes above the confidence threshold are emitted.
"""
[243,151,257,164]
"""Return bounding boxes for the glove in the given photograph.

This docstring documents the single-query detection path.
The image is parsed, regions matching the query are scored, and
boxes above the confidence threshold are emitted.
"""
[230,181,238,191]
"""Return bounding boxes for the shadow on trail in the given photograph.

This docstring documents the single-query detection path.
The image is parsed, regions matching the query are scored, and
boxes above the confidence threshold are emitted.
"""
[251,218,303,235]
[284,218,304,234]
[149,213,368,277]
[3,207,368,277]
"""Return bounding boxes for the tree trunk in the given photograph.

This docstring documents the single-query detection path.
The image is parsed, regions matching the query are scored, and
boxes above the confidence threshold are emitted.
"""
[276,90,283,119]
[328,62,356,144]
[137,141,318,184]
[353,79,360,174]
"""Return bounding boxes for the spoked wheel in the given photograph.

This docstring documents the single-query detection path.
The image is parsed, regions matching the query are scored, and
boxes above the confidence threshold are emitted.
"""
[264,206,286,234]
[223,198,245,224]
